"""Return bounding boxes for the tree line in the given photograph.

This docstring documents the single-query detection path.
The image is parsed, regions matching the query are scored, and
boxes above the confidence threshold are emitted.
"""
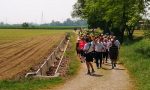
[0,18,87,28]
[42,18,87,26]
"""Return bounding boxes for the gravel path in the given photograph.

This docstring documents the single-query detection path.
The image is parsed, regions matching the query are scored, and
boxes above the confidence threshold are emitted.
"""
[51,32,134,90]
[53,61,134,90]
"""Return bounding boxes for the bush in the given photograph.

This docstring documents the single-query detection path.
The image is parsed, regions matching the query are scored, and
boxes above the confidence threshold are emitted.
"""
[144,30,150,39]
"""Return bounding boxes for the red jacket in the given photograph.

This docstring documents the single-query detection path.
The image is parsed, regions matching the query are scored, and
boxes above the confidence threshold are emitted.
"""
[79,40,86,50]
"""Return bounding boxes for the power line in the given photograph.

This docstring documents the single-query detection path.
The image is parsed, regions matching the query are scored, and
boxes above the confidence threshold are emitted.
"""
[41,11,43,24]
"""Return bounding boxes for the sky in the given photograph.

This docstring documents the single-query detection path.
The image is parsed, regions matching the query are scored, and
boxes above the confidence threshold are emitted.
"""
[0,0,77,24]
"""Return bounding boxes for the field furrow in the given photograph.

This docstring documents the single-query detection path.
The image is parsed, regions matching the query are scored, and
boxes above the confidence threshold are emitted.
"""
[0,37,46,56]
[0,36,53,74]
[0,38,33,49]
[0,37,44,65]
[0,30,67,80]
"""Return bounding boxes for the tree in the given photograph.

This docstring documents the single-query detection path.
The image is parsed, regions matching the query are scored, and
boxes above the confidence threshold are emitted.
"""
[63,18,74,26]
[48,19,87,26]
[72,0,150,43]
[50,20,62,26]
[22,22,29,28]
[0,22,4,25]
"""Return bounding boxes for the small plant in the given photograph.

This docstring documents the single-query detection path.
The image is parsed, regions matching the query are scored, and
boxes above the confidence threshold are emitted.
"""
[144,30,150,39]
[66,32,71,40]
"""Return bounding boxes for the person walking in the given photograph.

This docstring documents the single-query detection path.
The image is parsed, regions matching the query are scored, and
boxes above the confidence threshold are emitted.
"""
[109,42,119,69]
[83,38,95,75]
[101,37,106,64]
[114,37,120,49]
[79,38,86,63]
[95,37,105,68]
[103,38,109,63]
[113,37,120,60]
[76,39,81,57]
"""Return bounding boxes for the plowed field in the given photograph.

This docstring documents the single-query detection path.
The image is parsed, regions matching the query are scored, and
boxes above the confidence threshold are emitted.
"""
[0,29,68,80]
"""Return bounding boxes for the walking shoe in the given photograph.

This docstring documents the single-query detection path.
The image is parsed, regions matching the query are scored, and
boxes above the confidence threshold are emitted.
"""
[92,69,95,73]
[112,66,114,69]
[87,71,91,75]
[100,65,102,68]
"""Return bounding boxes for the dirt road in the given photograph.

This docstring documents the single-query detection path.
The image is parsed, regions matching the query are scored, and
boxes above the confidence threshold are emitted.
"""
[46,32,134,90]
[53,61,134,90]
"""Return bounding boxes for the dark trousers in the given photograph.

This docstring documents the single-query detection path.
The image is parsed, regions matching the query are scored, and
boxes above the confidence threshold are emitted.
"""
[104,49,109,61]
[95,52,103,68]
[111,59,117,69]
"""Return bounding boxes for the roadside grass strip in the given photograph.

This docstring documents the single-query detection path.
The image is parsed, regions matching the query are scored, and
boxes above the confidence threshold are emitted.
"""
[120,38,150,90]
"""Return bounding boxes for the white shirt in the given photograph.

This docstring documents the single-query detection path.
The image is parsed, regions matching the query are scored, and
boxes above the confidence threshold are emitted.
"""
[114,40,120,48]
[95,42,104,52]
[107,41,112,51]
[83,42,94,53]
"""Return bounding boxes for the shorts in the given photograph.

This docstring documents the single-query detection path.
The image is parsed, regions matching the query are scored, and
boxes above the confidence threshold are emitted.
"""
[76,49,81,54]
[85,52,93,62]
[103,49,109,58]
[109,53,118,60]
[80,50,85,57]
[95,52,102,60]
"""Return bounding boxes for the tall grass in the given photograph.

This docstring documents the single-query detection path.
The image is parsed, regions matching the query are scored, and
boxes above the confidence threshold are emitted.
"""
[120,36,150,90]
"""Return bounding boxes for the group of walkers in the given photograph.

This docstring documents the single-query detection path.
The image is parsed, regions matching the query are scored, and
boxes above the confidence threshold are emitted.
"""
[76,30,120,75]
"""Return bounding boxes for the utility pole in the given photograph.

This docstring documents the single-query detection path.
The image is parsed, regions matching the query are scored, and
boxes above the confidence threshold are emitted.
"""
[5,17,7,24]
[41,11,44,24]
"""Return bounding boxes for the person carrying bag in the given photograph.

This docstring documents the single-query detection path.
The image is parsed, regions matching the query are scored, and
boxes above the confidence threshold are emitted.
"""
[83,38,95,75]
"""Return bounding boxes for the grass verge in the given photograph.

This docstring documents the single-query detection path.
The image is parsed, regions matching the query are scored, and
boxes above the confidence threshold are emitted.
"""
[120,37,150,90]
[66,32,80,76]
[0,77,63,90]
[0,32,80,90]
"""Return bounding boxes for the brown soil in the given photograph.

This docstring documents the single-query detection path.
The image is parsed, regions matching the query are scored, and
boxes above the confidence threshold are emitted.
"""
[0,35,64,80]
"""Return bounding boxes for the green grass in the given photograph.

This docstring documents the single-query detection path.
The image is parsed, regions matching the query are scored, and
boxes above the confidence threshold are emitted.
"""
[0,30,80,90]
[66,32,80,76]
[0,29,69,43]
[120,37,150,90]
[0,77,63,90]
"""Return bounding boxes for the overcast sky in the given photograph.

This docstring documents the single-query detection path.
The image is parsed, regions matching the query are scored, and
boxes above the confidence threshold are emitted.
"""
[0,0,77,24]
